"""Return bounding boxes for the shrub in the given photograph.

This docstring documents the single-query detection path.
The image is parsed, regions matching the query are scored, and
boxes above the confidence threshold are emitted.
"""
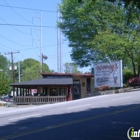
[98,85,110,91]
[123,84,129,88]
[123,68,133,84]
[128,77,140,86]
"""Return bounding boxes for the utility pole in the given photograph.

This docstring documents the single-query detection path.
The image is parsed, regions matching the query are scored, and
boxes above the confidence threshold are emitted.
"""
[57,9,62,73]
[18,60,21,82]
[5,51,19,83]
[5,51,19,96]
[41,53,48,73]
[57,9,60,73]
[32,12,42,73]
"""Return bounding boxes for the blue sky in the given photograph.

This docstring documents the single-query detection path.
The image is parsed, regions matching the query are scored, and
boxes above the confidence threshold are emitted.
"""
[0,0,90,73]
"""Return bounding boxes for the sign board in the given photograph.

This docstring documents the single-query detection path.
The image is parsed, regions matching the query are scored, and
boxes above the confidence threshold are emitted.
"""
[94,60,123,88]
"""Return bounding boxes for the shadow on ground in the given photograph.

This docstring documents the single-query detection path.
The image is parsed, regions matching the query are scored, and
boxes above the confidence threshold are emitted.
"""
[0,102,140,140]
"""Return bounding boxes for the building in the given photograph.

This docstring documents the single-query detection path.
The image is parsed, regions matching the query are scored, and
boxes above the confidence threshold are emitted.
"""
[10,73,94,104]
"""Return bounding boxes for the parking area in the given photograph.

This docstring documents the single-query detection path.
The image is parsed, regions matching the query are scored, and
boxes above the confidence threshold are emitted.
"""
[0,95,14,107]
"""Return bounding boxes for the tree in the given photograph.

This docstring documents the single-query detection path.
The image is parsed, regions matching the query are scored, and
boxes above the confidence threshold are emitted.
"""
[58,0,124,66]
[19,58,53,81]
[58,0,140,76]
[22,63,41,81]
[64,62,81,73]
[0,71,10,95]
[0,54,10,72]
[107,0,140,8]
[0,54,12,95]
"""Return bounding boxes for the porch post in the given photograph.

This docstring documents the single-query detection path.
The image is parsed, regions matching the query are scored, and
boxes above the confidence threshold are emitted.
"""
[20,88,21,96]
[67,86,72,101]
[16,88,18,96]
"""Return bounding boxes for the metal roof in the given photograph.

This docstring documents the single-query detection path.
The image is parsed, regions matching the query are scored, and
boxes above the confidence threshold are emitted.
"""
[10,78,73,86]
[41,73,94,77]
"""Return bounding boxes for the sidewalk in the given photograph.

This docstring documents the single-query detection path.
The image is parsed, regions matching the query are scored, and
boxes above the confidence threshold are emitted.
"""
[86,87,140,97]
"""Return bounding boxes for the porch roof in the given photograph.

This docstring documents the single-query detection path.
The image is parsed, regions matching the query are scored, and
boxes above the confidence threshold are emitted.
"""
[10,78,73,87]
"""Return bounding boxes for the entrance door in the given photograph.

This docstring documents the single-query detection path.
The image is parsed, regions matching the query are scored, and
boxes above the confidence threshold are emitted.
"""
[72,84,81,100]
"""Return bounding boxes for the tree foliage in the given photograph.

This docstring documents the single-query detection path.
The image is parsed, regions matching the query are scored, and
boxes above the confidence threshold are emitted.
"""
[20,58,53,81]
[0,55,11,95]
[0,72,10,95]
[58,0,140,76]
[0,55,53,94]
[64,62,81,73]
[0,54,10,71]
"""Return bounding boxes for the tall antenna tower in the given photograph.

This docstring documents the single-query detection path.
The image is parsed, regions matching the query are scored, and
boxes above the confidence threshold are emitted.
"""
[57,9,62,73]
[32,12,42,73]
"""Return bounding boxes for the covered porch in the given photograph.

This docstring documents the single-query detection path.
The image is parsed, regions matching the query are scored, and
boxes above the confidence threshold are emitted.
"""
[10,77,73,105]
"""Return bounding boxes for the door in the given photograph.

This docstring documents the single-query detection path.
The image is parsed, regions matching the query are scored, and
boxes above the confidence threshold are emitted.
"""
[72,84,81,100]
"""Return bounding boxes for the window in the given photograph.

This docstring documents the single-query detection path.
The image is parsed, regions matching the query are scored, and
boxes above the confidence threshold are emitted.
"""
[82,82,85,87]
[50,88,57,96]
[73,86,80,95]
[43,88,48,96]
[58,88,66,96]
[87,78,91,91]
[73,80,80,84]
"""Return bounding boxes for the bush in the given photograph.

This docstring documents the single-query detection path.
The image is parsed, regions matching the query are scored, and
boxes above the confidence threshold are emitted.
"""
[98,85,110,91]
[123,68,133,84]
[128,77,140,86]
[123,84,129,88]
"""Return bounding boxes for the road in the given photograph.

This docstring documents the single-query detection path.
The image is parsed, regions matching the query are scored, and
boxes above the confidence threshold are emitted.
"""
[0,90,140,140]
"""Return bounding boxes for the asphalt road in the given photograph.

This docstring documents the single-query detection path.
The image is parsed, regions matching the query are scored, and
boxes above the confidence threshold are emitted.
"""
[0,91,140,140]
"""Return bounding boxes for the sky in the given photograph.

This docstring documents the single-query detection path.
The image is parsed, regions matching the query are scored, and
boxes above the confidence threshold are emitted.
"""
[0,0,91,73]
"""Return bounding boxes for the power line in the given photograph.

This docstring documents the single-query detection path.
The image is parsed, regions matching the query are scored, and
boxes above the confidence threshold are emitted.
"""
[0,43,68,53]
[0,43,14,51]
[3,0,32,24]
[0,23,55,28]
[0,17,31,35]
[0,46,7,52]
[32,39,41,56]
[0,44,58,53]
[0,4,57,13]
[0,34,31,46]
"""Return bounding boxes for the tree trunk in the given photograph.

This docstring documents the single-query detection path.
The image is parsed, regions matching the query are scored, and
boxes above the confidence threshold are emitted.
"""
[131,57,137,76]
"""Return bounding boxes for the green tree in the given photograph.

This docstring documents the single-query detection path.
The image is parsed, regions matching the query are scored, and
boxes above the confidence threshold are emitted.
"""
[58,0,124,66]
[107,0,140,8]
[64,62,81,73]
[0,54,10,72]
[58,0,140,76]
[0,54,12,95]
[22,63,40,81]
[0,71,10,95]
[19,58,53,81]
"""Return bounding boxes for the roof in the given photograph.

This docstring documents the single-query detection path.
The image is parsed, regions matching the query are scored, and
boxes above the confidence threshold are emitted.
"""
[41,72,93,77]
[10,78,73,86]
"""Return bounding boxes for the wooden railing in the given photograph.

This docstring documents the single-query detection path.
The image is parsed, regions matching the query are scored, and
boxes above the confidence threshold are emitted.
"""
[13,96,67,105]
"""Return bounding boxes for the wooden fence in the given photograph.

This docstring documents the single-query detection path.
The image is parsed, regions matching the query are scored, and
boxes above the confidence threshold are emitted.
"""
[13,96,67,105]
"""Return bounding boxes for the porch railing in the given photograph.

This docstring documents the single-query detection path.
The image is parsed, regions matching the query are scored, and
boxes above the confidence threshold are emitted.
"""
[13,96,67,105]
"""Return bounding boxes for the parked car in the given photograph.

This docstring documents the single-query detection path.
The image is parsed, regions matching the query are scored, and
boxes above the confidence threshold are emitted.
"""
[1,96,13,102]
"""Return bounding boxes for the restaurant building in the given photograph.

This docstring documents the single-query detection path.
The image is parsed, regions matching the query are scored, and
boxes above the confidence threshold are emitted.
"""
[10,73,94,104]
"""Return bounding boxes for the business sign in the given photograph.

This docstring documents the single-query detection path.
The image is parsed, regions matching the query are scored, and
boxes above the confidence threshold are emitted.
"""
[94,60,123,88]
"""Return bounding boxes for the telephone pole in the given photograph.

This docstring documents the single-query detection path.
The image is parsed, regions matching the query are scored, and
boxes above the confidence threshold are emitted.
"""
[5,51,20,83]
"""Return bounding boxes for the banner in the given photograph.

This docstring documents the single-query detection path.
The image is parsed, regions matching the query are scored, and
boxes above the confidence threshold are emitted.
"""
[94,60,123,88]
